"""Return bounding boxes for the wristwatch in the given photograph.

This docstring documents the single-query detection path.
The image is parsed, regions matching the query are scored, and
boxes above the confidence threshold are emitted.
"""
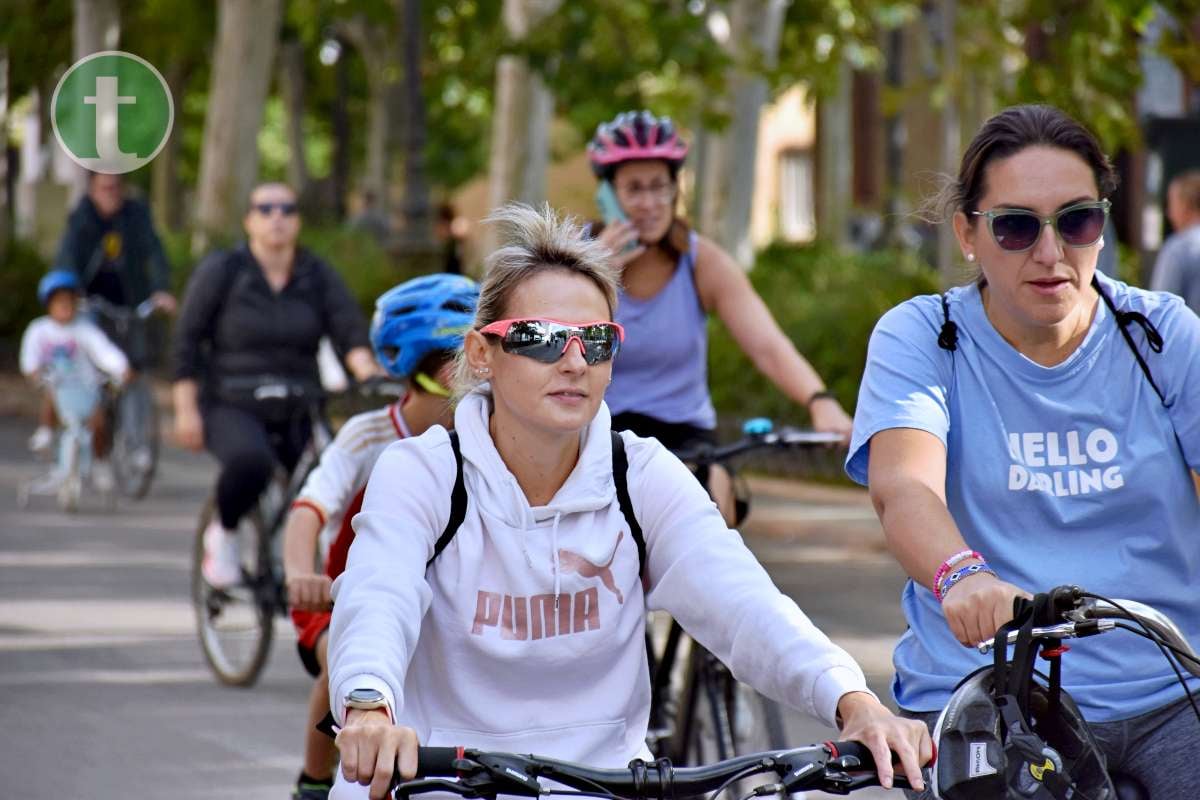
[345,687,389,712]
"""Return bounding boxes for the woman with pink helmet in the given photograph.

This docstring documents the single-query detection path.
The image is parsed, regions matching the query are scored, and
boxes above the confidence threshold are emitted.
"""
[588,110,853,521]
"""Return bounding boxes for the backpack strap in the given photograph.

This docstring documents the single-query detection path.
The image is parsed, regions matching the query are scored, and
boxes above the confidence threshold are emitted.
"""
[1092,274,1166,406]
[937,278,1166,406]
[426,430,467,568]
[610,431,647,577]
[424,429,648,577]
[937,293,959,351]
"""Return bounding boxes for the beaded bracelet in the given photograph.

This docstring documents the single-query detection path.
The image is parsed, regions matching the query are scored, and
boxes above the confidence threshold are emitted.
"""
[938,563,996,602]
[932,549,984,601]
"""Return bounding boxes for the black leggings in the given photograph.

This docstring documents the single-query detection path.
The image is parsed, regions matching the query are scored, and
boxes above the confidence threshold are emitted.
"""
[203,403,311,530]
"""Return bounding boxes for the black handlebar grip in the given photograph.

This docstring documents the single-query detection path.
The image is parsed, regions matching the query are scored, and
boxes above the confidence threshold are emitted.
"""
[826,741,878,770]
[415,746,461,777]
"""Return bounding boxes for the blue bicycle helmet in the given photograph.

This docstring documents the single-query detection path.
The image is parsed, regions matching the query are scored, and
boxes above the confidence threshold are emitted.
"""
[370,274,479,379]
[37,269,82,306]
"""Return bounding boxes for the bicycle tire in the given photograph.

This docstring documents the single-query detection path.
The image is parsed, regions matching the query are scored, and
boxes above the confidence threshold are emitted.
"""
[111,376,159,500]
[669,645,738,766]
[192,496,275,687]
[669,643,790,766]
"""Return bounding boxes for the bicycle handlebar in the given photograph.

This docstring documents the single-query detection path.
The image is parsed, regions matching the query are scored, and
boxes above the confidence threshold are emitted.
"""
[83,295,160,321]
[397,740,900,799]
[673,427,844,466]
[975,588,1200,679]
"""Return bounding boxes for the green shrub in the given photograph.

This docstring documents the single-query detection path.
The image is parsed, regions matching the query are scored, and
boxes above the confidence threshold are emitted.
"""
[708,241,940,426]
[0,240,50,365]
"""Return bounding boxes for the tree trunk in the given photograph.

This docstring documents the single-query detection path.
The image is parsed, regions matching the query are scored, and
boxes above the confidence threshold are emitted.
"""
[935,0,960,286]
[395,0,433,250]
[0,47,9,257]
[816,58,852,248]
[481,0,559,256]
[71,0,121,202]
[694,0,789,267]
[330,45,350,222]
[277,37,311,205]
[151,61,186,232]
[192,0,283,254]
[338,15,402,223]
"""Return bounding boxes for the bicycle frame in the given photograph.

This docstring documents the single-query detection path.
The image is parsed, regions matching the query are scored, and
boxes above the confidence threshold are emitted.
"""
[646,422,846,762]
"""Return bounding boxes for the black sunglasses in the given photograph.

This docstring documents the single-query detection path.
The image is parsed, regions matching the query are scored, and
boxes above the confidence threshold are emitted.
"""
[972,200,1110,253]
[252,202,299,217]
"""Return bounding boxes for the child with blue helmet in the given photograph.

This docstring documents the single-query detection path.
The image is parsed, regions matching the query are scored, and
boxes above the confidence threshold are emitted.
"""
[280,273,478,800]
[20,270,130,491]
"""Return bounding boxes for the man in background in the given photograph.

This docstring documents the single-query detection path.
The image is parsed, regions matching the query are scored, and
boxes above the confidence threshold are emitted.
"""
[1151,170,1200,311]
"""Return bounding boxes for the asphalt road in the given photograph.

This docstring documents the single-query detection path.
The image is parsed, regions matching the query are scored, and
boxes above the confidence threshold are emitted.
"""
[0,413,914,800]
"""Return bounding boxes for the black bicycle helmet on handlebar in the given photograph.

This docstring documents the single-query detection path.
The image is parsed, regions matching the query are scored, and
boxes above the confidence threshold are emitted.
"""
[932,591,1116,800]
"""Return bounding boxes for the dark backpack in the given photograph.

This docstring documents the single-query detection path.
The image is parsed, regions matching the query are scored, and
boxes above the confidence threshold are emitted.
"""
[425,430,647,576]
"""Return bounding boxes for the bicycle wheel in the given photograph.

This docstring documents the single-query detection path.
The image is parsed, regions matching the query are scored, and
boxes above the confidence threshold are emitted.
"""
[669,642,790,766]
[192,496,275,686]
[670,645,738,765]
[111,376,158,499]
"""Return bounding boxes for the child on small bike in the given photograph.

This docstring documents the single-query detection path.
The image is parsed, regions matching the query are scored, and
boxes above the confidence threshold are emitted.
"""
[20,269,130,492]
[281,274,479,800]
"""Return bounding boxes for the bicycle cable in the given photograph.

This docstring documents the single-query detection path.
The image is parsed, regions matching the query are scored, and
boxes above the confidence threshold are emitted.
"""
[1081,592,1200,727]
[705,763,770,800]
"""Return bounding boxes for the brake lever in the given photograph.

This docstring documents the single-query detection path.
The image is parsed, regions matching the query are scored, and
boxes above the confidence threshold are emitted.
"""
[393,778,484,799]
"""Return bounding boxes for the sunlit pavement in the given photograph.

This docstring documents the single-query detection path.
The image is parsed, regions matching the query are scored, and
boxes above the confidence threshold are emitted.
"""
[0,412,913,799]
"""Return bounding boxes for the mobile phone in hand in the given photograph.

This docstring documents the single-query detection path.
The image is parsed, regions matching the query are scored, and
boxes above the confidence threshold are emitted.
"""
[595,181,637,253]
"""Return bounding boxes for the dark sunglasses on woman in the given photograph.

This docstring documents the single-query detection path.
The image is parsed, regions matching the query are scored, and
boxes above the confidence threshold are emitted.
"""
[253,202,299,217]
[480,318,625,365]
[972,199,1110,253]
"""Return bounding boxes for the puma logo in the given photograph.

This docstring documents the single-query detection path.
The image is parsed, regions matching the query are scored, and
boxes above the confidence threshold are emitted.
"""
[558,530,624,604]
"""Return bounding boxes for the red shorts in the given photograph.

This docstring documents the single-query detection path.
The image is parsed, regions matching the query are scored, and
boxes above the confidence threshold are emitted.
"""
[291,486,365,677]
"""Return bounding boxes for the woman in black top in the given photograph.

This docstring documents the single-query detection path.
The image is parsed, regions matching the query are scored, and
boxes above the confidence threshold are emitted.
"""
[172,182,379,589]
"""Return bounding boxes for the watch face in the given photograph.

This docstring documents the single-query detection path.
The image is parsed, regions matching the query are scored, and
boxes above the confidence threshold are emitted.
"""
[348,688,385,705]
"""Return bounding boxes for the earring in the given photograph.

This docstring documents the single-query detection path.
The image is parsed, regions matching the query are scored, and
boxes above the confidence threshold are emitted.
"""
[966,252,976,262]
[1098,236,1106,249]
[477,366,490,376]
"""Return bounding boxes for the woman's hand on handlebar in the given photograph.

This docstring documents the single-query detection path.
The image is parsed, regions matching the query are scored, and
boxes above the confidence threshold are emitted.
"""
[287,572,333,611]
[941,572,1031,648]
[835,691,931,792]
[807,395,853,444]
[336,709,419,800]
[174,406,204,452]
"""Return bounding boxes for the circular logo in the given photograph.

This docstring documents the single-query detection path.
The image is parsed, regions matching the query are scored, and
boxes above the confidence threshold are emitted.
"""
[51,51,174,174]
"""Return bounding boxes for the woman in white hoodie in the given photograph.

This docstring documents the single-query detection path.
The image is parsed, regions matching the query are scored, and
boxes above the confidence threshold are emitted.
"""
[327,204,931,800]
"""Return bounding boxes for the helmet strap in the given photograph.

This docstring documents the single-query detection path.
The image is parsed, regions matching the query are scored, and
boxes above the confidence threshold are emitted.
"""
[414,371,451,398]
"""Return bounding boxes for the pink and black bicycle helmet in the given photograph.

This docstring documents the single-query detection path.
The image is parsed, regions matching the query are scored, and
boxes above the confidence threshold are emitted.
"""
[587,111,689,180]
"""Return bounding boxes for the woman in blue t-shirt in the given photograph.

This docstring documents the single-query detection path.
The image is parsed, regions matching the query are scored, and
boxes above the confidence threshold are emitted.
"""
[848,105,1200,796]
[587,111,852,523]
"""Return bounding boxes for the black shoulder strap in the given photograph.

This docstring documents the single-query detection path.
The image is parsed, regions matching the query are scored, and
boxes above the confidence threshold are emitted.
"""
[610,431,647,577]
[424,430,648,577]
[937,293,959,351]
[1092,275,1166,406]
[937,278,1166,406]
[427,430,467,568]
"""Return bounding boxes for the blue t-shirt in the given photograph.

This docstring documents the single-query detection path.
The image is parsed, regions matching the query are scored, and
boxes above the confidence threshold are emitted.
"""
[846,273,1200,722]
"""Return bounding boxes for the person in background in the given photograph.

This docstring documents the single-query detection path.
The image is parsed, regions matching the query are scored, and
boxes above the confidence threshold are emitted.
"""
[588,111,853,524]
[173,182,380,590]
[281,274,477,800]
[20,270,130,491]
[347,190,390,244]
[1150,169,1200,312]
[434,202,467,275]
[29,173,176,454]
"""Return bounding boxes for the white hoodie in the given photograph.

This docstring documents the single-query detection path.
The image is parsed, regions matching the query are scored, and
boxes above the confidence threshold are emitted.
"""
[328,390,869,769]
